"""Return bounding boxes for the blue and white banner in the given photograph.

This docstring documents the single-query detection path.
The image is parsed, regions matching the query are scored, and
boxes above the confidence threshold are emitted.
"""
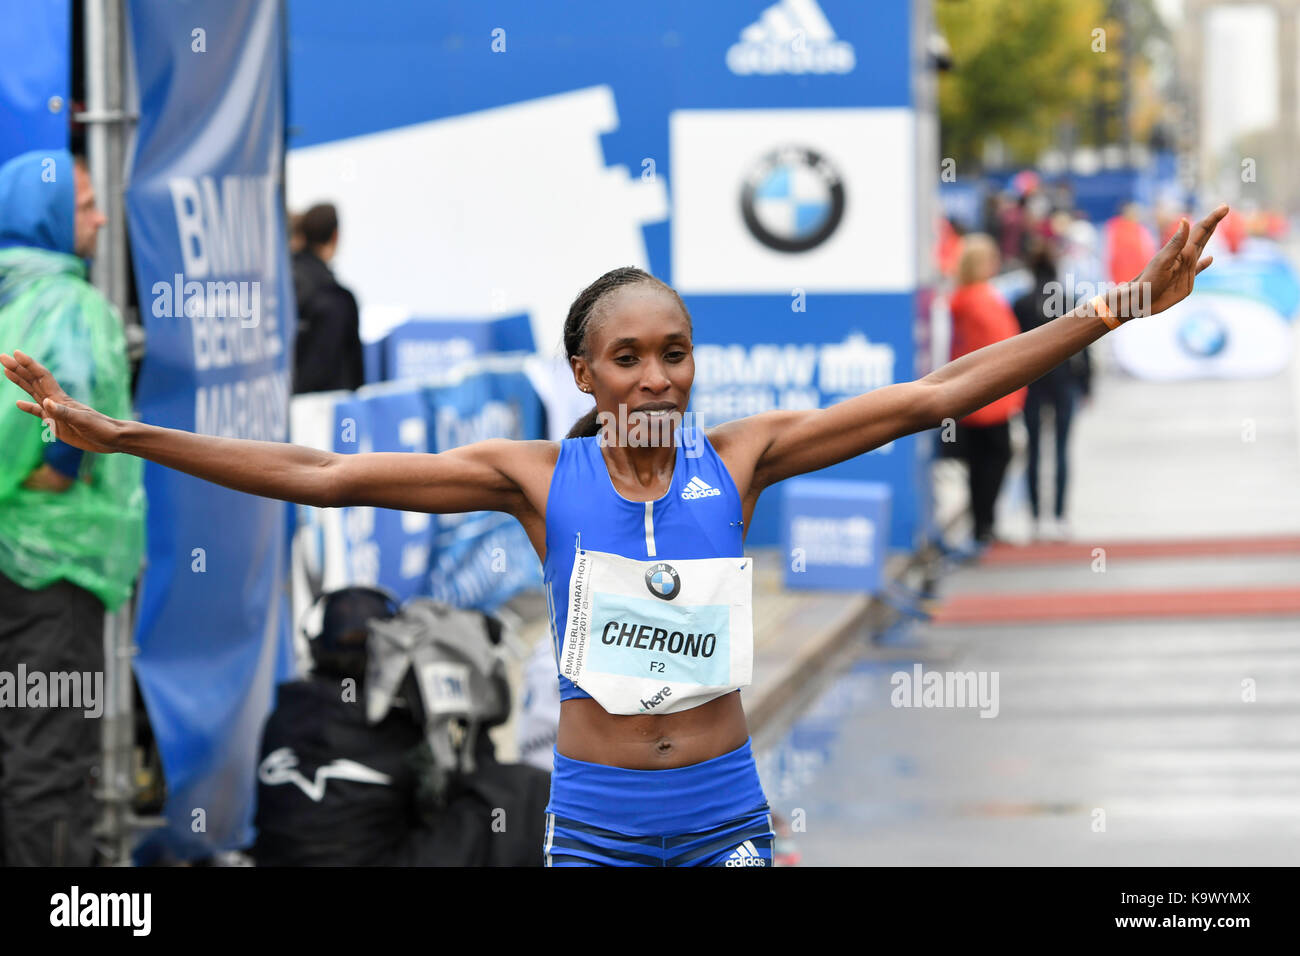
[291,357,545,626]
[286,0,933,550]
[1111,292,1295,382]
[379,313,535,382]
[125,0,296,859]
[331,386,429,600]
[1192,238,1300,321]
[424,363,544,608]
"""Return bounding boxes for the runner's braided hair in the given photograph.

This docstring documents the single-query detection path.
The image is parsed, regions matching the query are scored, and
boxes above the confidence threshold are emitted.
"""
[562,267,693,438]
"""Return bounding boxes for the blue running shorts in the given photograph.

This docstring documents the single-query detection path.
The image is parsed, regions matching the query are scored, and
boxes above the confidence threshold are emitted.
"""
[543,736,775,867]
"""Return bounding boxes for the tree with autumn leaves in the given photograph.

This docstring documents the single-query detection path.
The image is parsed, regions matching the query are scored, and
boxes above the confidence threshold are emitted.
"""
[936,0,1174,169]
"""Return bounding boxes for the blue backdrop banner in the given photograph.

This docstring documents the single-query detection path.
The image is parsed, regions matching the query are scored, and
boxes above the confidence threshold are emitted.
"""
[125,0,296,859]
[380,314,535,382]
[423,364,545,608]
[331,385,429,601]
[323,363,545,610]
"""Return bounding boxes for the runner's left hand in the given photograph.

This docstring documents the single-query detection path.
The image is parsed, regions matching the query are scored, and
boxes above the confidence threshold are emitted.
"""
[1128,204,1228,318]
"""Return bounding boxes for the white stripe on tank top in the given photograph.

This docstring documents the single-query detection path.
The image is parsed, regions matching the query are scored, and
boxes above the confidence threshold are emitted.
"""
[644,501,657,557]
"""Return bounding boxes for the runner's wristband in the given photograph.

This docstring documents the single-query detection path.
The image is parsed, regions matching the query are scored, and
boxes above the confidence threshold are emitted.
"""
[1090,294,1121,331]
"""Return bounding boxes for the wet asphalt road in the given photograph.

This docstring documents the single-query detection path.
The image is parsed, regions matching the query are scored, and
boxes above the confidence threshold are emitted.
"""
[755,611,1300,865]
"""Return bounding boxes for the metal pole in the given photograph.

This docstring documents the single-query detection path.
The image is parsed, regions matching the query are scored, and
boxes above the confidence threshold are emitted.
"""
[81,0,138,866]
[81,0,132,316]
[95,603,136,865]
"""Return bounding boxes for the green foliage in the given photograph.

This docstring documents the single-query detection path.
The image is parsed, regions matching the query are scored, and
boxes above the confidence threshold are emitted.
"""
[937,0,1108,166]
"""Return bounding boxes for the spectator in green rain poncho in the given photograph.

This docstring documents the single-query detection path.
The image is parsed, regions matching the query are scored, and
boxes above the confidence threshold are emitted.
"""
[0,149,144,866]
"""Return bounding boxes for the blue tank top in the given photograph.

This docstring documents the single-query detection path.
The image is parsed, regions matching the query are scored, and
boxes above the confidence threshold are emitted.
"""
[543,426,744,702]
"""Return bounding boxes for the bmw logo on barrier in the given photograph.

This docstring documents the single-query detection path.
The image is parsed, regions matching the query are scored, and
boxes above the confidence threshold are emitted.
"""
[740,146,846,253]
[645,563,681,601]
[1176,311,1229,358]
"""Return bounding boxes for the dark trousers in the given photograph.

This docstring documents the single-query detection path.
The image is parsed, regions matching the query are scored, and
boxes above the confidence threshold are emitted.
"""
[956,420,1013,542]
[0,570,105,866]
[1023,383,1077,520]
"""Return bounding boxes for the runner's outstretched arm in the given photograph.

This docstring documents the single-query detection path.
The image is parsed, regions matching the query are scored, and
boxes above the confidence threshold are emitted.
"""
[740,204,1228,490]
[0,349,530,515]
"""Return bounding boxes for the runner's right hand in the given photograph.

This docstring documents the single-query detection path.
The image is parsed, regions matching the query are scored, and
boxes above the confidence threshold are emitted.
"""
[1,349,123,454]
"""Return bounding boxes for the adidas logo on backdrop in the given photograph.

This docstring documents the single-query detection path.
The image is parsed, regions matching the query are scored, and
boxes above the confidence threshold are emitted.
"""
[681,477,722,500]
[726,0,856,76]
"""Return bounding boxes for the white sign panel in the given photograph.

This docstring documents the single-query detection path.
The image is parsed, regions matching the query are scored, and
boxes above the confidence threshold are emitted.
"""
[670,108,915,294]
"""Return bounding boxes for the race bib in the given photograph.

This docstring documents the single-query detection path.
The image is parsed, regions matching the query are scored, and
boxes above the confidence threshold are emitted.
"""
[560,545,752,715]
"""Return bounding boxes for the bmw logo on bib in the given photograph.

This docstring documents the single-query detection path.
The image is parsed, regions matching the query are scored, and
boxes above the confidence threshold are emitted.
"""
[644,563,681,601]
[740,146,845,253]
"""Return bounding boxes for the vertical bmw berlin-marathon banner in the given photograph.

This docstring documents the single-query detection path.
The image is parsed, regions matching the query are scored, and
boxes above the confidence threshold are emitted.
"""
[286,0,935,549]
[125,0,296,857]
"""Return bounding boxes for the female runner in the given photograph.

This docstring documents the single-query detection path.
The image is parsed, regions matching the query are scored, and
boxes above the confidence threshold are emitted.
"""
[2,205,1227,867]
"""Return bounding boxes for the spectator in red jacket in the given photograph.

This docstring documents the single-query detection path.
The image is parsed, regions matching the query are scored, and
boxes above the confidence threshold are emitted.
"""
[1218,207,1248,254]
[936,216,963,279]
[1105,203,1156,286]
[947,234,1027,545]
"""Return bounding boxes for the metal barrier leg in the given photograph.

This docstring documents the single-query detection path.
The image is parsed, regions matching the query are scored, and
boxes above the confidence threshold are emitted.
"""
[95,602,133,865]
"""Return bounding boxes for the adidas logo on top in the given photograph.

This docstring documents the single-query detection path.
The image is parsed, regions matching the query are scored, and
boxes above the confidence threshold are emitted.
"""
[727,0,856,76]
[681,476,722,500]
[724,840,768,867]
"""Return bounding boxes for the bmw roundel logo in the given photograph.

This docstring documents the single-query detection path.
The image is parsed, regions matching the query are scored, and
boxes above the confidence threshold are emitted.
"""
[1176,311,1229,358]
[645,563,681,601]
[740,146,846,253]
